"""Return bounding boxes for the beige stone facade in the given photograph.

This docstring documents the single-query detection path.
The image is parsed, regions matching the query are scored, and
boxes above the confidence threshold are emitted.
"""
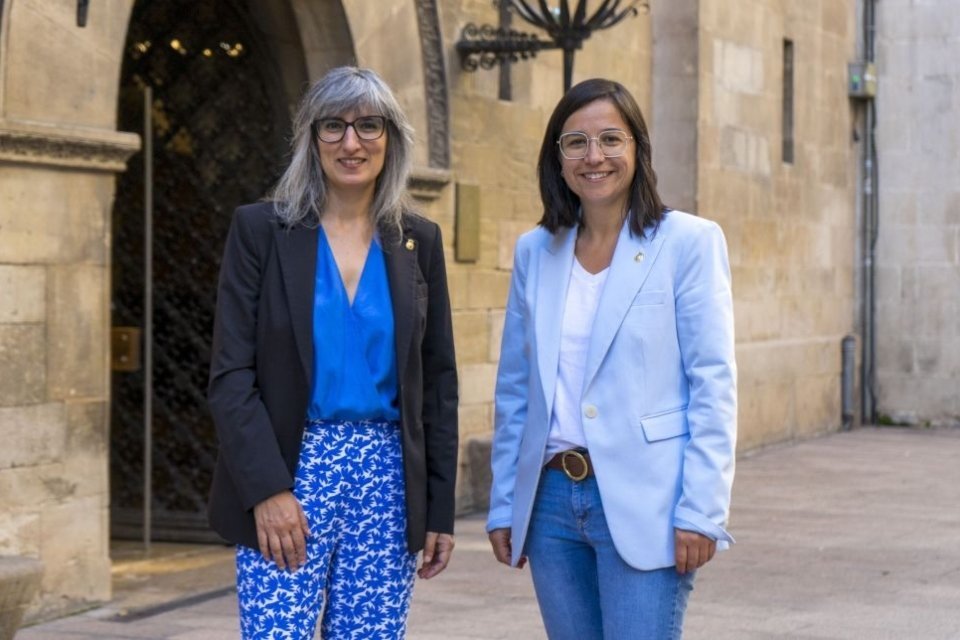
[1,0,952,620]
[872,0,960,426]
[0,0,137,619]
[696,0,860,447]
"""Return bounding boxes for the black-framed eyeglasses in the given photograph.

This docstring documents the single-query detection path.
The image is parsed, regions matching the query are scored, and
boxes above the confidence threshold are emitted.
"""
[315,116,387,143]
[557,129,634,159]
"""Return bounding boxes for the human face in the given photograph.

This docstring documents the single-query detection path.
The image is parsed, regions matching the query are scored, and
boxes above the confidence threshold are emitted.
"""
[317,109,387,196]
[558,99,636,214]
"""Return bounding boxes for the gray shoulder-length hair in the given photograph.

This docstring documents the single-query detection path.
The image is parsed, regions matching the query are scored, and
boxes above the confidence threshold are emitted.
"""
[269,66,415,235]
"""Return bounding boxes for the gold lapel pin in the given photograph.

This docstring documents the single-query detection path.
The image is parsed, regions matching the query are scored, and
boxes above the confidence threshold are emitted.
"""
[634,251,644,262]
[405,238,416,251]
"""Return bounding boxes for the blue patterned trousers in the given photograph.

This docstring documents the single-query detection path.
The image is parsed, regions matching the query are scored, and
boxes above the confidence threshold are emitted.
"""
[236,419,417,639]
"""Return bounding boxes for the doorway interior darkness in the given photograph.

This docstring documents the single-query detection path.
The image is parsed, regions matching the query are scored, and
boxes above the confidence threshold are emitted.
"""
[110,0,290,541]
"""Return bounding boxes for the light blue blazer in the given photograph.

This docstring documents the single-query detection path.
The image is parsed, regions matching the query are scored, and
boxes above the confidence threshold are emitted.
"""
[488,209,737,570]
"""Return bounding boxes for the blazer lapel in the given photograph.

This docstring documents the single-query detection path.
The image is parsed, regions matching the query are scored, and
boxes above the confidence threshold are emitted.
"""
[535,227,576,418]
[275,224,318,380]
[583,221,667,388]
[384,222,416,381]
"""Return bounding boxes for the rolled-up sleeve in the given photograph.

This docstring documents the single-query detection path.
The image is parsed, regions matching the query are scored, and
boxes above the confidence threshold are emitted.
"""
[673,220,737,546]
[487,239,531,532]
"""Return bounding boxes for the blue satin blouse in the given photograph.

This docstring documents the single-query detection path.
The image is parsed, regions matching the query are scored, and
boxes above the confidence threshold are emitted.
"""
[306,229,400,422]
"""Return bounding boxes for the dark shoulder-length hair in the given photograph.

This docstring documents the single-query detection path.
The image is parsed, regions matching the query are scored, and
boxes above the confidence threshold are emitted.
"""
[537,78,666,237]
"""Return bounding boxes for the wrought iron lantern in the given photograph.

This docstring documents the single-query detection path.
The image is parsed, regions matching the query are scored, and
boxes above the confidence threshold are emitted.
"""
[456,0,644,93]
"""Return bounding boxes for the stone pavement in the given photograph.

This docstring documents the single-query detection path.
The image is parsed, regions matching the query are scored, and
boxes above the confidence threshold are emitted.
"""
[18,426,960,639]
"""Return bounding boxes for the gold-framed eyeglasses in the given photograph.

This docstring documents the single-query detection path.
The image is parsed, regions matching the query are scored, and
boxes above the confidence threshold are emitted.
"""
[557,129,634,159]
[315,116,387,143]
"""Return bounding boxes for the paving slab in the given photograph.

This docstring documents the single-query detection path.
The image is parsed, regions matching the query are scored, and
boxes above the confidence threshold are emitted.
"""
[18,426,960,639]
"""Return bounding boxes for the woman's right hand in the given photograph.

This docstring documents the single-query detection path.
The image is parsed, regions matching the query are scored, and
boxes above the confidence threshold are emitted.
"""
[488,528,526,569]
[253,490,310,571]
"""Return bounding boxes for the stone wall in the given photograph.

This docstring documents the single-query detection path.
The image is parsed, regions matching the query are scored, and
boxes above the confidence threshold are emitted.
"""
[0,0,137,620]
[651,0,700,213]
[873,0,960,426]
[697,0,859,448]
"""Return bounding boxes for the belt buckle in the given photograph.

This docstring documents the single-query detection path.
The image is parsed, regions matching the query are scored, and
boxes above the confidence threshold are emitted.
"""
[560,450,589,481]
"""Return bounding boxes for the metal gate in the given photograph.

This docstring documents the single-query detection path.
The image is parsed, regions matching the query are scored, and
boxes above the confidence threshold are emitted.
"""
[110,0,288,541]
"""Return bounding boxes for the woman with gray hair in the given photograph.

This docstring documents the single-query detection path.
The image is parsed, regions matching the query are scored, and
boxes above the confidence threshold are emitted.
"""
[207,66,459,639]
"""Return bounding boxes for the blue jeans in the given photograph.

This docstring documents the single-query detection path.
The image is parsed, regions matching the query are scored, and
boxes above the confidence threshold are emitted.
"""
[525,469,695,640]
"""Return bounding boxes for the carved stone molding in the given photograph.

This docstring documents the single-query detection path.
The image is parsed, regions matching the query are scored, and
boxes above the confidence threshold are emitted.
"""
[408,166,451,201]
[0,119,141,172]
[414,0,450,169]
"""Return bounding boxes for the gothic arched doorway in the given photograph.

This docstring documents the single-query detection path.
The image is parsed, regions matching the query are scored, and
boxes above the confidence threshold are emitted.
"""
[110,0,297,541]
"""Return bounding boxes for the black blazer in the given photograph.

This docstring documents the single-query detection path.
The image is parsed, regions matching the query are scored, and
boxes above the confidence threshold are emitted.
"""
[207,202,458,553]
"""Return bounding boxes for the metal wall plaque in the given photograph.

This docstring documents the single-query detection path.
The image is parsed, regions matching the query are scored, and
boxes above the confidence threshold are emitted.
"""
[455,182,481,263]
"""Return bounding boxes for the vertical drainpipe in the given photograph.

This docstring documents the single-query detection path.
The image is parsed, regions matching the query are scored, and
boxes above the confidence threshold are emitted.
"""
[860,0,879,425]
[842,335,857,429]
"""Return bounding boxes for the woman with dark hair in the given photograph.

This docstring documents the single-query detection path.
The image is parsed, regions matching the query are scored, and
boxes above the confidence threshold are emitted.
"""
[487,78,737,639]
[207,66,458,639]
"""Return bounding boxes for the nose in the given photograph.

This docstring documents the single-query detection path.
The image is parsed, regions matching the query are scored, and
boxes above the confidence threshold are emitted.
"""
[584,137,604,163]
[340,124,362,150]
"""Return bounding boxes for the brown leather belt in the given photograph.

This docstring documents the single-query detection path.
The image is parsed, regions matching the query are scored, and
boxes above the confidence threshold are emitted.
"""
[545,449,594,481]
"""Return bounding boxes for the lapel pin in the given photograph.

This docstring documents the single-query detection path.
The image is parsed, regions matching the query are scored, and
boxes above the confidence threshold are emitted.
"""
[634,251,644,262]
[405,238,416,251]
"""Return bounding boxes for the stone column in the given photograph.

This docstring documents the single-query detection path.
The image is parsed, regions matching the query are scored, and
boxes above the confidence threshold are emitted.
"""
[651,0,700,213]
[0,0,139,620]
[0,118,139,620]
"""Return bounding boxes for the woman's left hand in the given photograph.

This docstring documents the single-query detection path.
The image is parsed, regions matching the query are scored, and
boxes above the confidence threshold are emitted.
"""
[418,531,455,579]
[674,528,717,574]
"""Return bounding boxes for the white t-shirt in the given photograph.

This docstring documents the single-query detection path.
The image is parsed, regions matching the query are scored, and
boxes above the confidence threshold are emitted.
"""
[544,257,609,463]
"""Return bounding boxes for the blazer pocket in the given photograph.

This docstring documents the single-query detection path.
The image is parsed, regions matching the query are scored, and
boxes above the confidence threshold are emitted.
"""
[639,408,689,442]
[631,290,666,306]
